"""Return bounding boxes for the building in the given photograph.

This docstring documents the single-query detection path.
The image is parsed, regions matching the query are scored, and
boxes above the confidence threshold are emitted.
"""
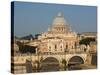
[79,32,97,40]
[37,12,78,53]
[11,12,97,74]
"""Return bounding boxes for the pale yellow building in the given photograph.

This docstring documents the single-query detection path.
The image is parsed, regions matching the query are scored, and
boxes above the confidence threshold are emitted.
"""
[38,12,78,53]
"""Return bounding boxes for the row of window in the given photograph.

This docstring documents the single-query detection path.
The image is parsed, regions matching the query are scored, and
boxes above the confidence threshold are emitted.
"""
[48,44,68,51]
[48,44,77,51]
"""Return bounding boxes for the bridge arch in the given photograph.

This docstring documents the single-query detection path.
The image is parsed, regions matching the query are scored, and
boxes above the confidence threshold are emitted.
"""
[67,56,85,65]
[42,57,59,63]
[41,57,60,72]
[67,56,85,70]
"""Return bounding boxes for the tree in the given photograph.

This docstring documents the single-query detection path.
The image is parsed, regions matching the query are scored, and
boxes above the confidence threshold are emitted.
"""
[16,41,36,53]
[79,38,95,45]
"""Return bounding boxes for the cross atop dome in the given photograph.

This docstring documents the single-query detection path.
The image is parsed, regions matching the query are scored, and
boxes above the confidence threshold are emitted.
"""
[57,12,63,17]
[52,12,66,26]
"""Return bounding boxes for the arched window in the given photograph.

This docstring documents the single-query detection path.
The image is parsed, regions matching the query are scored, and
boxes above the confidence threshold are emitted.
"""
[66,44,68,49]
[60,45,62,51]
[49,46,51,51]
[55,45,57,49]
[60,45,62,48]
[75,42,77,48]
[55,45,57,51]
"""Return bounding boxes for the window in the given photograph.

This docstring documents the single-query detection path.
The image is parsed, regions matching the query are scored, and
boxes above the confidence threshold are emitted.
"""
[66,44,68,49]
[55,45,57,51]
[55,45,57,49]
[49,46,51,51]
[60,45,62,51]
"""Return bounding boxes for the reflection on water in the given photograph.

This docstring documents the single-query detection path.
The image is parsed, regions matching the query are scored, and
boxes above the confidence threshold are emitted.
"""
[32,63,96,72]
[68,64,82,70]
[40,64,59,72]
[14,63,97,73]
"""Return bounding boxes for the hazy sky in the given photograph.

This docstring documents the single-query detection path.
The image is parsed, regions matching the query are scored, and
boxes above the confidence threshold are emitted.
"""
[13,1,97,37]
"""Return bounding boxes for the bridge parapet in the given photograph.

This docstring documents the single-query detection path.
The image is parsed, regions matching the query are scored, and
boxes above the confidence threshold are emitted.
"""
[12,52,89,66]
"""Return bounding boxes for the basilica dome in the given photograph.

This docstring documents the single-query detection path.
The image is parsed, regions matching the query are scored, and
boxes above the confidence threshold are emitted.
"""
[52,12,67,26]
[50,12,71,33]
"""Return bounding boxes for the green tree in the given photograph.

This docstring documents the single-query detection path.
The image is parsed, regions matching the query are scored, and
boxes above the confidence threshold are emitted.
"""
[16,41,36,53]
[79,38,95,45]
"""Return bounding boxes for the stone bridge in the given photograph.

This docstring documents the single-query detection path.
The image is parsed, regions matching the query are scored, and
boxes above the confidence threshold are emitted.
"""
[12,52,93,73]
[13,52,91,66]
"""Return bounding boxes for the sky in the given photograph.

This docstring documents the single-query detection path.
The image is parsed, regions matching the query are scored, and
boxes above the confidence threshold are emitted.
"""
[13,1,97,37]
